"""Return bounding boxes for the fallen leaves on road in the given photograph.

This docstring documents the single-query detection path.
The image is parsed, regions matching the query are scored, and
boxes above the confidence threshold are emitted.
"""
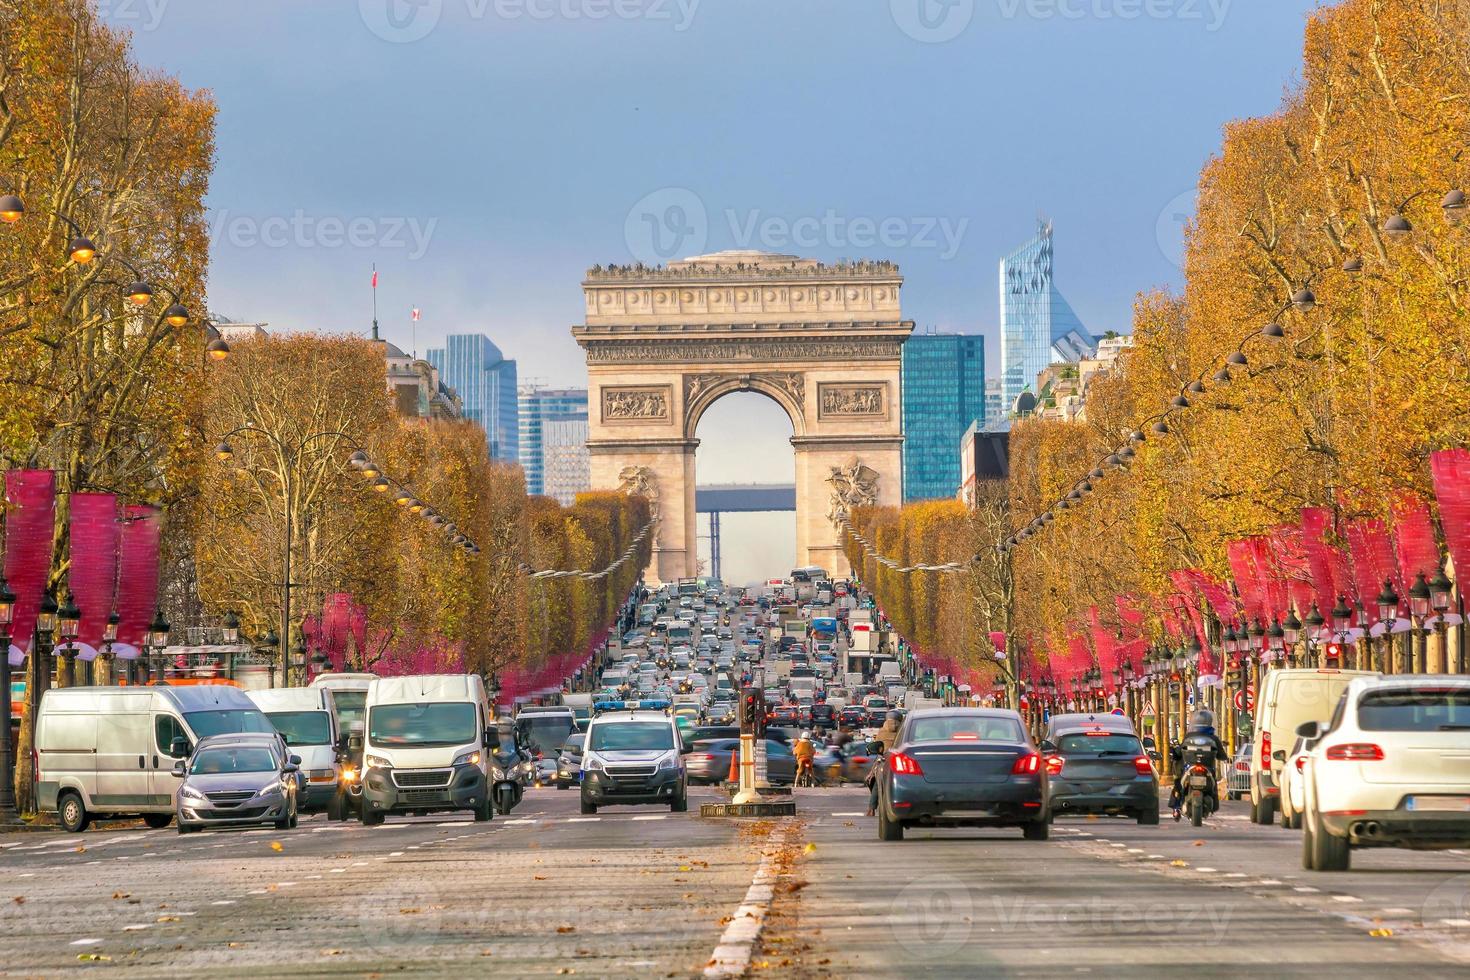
[321,949,344,956]
[227,943,243,948]
[842,821,854,828]
[556,925,576,934]
[398,908,421,915]
[157,916,180,923]
[556,969,576,975]
[1370,928,1393,938]
[678,865,691,871]
[802,843,816,853]
[77,953,111,962]
[12,896,24,905]
[111,892,129,900]
[533,875,547,881]
[74,845,86,853]
[1192,840,1205,847]
[1170,860,1188,867]
[270,841,283,852]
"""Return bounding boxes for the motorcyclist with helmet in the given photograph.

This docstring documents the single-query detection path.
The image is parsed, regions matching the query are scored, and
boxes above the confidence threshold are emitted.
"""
[865,709,904,817]
[1168,708,1226,821]
[794,730,816,786]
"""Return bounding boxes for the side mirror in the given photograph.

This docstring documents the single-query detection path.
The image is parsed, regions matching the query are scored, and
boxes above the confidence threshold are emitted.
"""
[1272,749,1287,762]
[171,761,186,777]
[865,740,885,755]
[1039,739,1057,753]
[1295,721,1322,741]
[347,734,363,752]
[284,763,300,774]
[289,754,302,766]
[170,736,191,758]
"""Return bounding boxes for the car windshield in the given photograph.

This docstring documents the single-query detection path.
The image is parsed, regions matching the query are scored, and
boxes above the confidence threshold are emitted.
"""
[369,702,478,747]
[1057,732,1142,754]
[561,734,586,753]
[1358,688,1470,731]
[266,710,333,746]
[590,722,675,752]
[184,709,275,739]
[189,746,277,774]
[516,715,575,758]
[908,716,1026,743]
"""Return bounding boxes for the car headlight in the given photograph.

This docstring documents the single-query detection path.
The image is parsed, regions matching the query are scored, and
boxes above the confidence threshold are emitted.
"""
[490,766,507,781]
[453,750,482,767]
[179,785,208,803]
[583,756,605,772]
[339,765,359,783]
[657,755,678,771]
[256,781,285,798]
[365,753,392,769]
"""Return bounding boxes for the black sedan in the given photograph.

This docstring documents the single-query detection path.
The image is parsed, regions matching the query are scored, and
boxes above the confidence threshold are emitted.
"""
[871,708,1050,842]
[1042,726,1159,823]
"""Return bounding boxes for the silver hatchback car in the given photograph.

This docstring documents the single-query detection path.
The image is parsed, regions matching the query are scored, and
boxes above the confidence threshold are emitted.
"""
[173,733,301,833]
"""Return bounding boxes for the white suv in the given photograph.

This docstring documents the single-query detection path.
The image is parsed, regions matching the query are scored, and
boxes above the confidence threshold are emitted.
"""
[580,702,686,814]
[1300,675,1470,871]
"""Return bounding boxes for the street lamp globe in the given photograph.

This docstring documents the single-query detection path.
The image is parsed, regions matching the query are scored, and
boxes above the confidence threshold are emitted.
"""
[68,236,97,264]
[1267,618,1285,654]
[103,610,120,645]
[222,610,240,645]
[1305,602,1325,635]
[1429,568,1453,614]
[205,337,232,361]
[1291,287,1316,312]
[370,477,390,493]
[214,441,234,462]
[1444,189,1467,225]
[1331,595,1354,634]
[1283,608,1302,647]
[1383,213,1413,240]
[58,593,81,640]
[1376,580,1400,626]
[163,304,190,328]
[1223,625,1239,656]
[1408,572,1432,621]
[125,281,154,306]
[36,593,58,637]
[0,193,24,224]
[147,608,171,650]
[0,574,15,627]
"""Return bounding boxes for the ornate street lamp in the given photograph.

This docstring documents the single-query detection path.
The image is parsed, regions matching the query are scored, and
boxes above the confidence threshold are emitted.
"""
[1443,189,1467,225]
[1331,595,1354,635]
[1283,609,1302,647]
[36,593,58,638]
[1376,580,1400,627]
[1382,213,1413,240]
[1430,568,1453,615]
[0,194,23,223]
[147,608,171,684]
[222,611,241,645]
[0,574,17,818]
[1291,287,1316,312]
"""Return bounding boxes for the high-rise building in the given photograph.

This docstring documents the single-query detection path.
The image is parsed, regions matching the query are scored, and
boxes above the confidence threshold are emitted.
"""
[983,375,1003,426]
[426,335,518,463]
[542,416,591,506]
[998,220,1094,413]
[901,332,986,502]
[518,386,589,500]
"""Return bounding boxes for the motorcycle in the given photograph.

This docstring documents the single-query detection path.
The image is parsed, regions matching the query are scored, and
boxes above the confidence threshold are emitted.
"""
[335,721,365,821]
[1180,763,1217,827]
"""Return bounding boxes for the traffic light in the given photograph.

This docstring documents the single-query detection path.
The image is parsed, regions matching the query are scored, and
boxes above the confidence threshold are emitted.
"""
[741,687,759,733]
[1324,641,1343,666]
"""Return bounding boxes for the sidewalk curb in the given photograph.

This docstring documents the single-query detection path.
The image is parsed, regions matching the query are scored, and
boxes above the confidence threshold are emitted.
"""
[703,819,794,978]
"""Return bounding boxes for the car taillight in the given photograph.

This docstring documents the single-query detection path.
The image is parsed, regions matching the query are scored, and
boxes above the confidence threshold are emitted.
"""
[1134,755,1153,775]
[888,751,923,775]
[1294,755,1306,771]
[694,754,714,761]
[1190,764,1208,775]
[1325,743,1384,761]
[1012,752,1041,775]
[1260,731,1271,771]
[1044,755,1065,776]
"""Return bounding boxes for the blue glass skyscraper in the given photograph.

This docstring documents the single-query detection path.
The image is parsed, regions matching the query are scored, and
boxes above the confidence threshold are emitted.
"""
[901,332,987,502]
[518,386,589,498]
[426,335,518,463]
[999,221,1094,413]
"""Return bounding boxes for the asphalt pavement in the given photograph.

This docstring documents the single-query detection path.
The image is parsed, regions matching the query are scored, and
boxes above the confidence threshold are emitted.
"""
[6,789,1470,978]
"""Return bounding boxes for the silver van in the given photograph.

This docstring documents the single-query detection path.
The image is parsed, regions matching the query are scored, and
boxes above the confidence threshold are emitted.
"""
[248,687,344,816]
[35,685,274,832]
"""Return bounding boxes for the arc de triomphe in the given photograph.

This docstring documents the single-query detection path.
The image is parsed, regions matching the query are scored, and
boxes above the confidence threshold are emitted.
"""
[572,250,913,583]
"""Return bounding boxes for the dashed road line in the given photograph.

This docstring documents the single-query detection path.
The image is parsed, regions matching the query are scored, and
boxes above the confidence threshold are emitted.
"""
[704,821,793,978]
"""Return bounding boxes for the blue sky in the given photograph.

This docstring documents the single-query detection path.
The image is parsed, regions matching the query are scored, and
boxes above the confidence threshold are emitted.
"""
[120,0,1320,581]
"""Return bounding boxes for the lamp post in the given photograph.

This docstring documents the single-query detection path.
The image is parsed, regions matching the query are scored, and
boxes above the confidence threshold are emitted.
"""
[1304,603,1325,667]
[1375,580,1400,674]
[147,608,171,684]
[1408,572,1432,673]
[57,592,81,687]
[1430,567,1453,674]
[0,575,18,821]
[1282,610,1302,669]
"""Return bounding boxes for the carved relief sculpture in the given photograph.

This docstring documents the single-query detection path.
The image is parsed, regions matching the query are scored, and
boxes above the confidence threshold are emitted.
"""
[818,383,886,418]
[602,385,671,422]
[617,465,660,518]
[826,457,880,526]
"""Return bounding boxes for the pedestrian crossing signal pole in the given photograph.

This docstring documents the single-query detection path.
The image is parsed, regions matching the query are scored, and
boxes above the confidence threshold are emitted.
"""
[735,687,762,805]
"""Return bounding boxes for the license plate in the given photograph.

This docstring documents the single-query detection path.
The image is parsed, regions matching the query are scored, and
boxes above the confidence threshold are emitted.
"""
[1187,776,1208,788]
[1406,796,1470,812]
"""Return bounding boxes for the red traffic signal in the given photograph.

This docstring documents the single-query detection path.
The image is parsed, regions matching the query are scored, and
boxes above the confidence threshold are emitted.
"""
[1324,641,1343,664]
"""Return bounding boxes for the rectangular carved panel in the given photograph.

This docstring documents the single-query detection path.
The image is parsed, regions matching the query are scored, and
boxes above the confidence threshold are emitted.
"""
[601,385,673,424]
[817,383,888,420]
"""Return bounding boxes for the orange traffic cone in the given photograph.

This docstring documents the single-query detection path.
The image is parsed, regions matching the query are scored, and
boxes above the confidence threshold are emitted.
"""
[727,750,739,785]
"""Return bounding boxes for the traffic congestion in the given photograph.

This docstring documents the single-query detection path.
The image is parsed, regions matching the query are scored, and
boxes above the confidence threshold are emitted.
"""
[8,570,1470,975]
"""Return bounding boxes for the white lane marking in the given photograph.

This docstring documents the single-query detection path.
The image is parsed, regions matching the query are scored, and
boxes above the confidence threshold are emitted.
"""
[504,819,537,825]
[70,938,104,946]
[1259,879,1282,885]
[211,901,236,906]
[328,868,346,874]
[436,821,469,827]
[831,812,864,817]
[0,842,19,849]
[1440,918,1470,927]
[565,817,600,823]
[1147,855,1164,860]
[1224,873,1245,878]
[705,822,792,978]
[1332,895,1362,903]
[122,924,152,931]
[1294,886,1319,893]
[389,851,404,857]
[1126,848,1144,854]
[1196,867,1217,873]
[1381,907,1413,915]
[16,872,34,878]
[632,815,666,821]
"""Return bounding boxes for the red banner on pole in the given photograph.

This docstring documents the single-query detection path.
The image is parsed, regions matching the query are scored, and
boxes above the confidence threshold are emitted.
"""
[115,505,161,652]
[1391,493,1441,590]
[1431,450,1470,583]
[1302,506,1354,614]
[68,493,120,653]
[5,470,56,660]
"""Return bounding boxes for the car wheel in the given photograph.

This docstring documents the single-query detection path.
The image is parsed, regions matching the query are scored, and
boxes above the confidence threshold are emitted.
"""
[327,792,345,822]
[1288,810,1302,831]
[1249,797,1260,822]
[360,808,385,827]
[57,791,90,834]
[142,813,173,830]
[1301,815,1317,870]
[288,807,299,829]
[1311,813,1350,871]
[274,815,291,830]
[474,795,494,822]
[1254,796,1276,826]
[176,823,199,834]
[877,807,903,841]
[580,798,597,815]
[671,791,688,813]
[1137,807,1160,826]
[1023,819,1050,841]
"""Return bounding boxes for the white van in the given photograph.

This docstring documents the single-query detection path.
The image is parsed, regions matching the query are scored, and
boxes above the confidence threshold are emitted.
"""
[309,671,376,729]
[248,687,344,815]
[360,674,494,825]
[1250,667,1376,825]
[36,685,275,833]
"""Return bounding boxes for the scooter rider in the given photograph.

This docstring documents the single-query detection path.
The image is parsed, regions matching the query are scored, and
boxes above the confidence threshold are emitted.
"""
[1169,709,1226,820]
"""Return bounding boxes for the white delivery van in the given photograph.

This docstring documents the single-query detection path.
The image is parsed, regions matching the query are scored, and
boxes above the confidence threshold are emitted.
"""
[248,687,344,816]
[309,672,376,729]
[36,685,276,833]
[877,661,902,684]
[1250,667,1376,825]
[360,674,495,825]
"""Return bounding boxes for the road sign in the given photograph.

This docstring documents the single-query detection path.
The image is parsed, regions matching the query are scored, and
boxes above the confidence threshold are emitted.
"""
[1233,686,1255,712]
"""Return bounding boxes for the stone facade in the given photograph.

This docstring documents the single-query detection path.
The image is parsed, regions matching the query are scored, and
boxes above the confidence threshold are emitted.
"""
[573,250,912,583]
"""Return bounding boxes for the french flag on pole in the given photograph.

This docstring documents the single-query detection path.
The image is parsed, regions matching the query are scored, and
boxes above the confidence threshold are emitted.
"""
[371,270,378,288]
